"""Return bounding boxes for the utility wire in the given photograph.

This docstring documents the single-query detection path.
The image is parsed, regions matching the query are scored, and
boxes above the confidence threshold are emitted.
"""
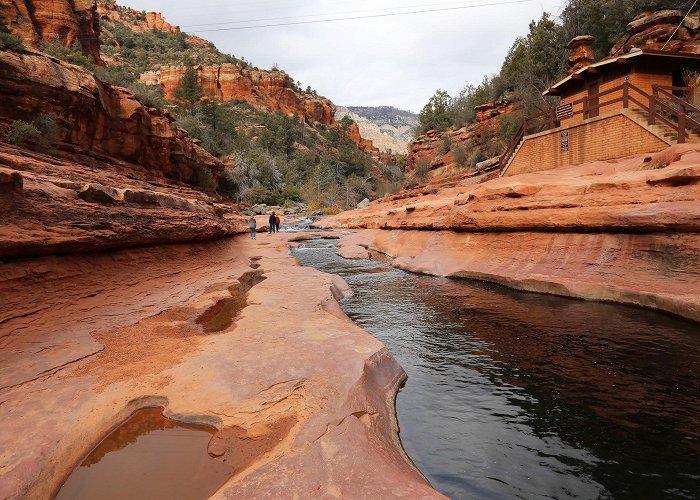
[180,0,503,28]
[661,0,698,50]
[188,0,534,33]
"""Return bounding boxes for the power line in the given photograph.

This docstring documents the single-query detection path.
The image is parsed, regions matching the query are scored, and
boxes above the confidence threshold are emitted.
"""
[661,0,698,50]
[188,0,535,33]
[180,0,506,28]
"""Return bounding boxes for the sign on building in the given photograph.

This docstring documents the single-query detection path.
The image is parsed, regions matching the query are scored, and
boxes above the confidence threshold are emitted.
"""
[555,102,574,120]
[561,130,569,152]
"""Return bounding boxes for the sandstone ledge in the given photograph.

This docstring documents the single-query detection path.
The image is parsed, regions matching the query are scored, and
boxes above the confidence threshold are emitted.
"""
[0,234,441,498]
[0,143,245,259]
[318,144,700,323]
[337,229,700,323]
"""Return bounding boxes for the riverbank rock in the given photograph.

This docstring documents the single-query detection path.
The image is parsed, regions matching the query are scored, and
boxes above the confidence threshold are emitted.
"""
[338,244,370,260]
[317,144,700,322]
[0,234,442,499]
[0,142,245,259]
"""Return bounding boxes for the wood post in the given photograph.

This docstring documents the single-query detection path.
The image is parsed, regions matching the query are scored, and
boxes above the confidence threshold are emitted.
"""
[678,102,687,143]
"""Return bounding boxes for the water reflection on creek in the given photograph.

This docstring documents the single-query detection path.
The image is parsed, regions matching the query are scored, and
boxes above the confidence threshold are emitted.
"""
[293,239,700,500]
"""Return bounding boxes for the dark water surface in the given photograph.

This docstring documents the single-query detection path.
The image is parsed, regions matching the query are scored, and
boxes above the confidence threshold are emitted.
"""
[55,408,232,500]
[293,239,700,500]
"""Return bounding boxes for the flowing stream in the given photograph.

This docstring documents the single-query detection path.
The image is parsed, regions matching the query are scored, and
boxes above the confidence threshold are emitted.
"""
[292,238,700,500]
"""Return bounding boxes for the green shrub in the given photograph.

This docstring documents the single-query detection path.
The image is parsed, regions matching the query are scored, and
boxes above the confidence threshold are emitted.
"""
[6,120,40,145]
[0,31,23,50]
[469,150,486,166]
[499,113,524,143]
[176,114,202,140]
[414,157,431,181]
[41,41,93,69]
[217,167,239,199]
[439,135,452,155]
[32,113,60,151]
[453,145,468,167]
[128,82,166,109]
[245,184,274,205]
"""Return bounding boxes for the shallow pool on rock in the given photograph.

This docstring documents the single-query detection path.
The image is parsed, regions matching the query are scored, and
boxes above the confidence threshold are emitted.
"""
[293,239,700,500]
[55,408,233,500]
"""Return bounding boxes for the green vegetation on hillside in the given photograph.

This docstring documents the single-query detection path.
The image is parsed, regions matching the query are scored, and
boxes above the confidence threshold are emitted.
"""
[173,95,384,207]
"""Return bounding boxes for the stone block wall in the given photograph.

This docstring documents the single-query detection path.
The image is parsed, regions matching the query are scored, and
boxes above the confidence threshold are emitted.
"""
[504,112,668,176]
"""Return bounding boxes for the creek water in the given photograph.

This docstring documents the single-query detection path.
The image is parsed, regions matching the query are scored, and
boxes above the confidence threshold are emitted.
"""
[292,239,700,500]
[55,408,233,500]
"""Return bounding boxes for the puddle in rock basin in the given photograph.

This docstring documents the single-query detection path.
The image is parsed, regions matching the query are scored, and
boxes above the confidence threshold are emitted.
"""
[55,408,233,500]
[293,238,700,500]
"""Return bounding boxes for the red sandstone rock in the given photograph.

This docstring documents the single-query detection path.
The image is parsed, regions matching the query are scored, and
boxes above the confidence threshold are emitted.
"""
[610,10,700,56]
[1,0,102,63]
[153,65,336,126]
[0,143,245,259]
[145,11,178,33]
[338,243,370,260]
[345,122,381,160]
[0,49,223,184]
[316,144,700,322]
[0,235,442,499]
[567,35,595,74]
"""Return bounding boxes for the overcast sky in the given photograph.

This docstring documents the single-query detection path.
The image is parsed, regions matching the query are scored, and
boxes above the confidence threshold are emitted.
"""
[119,0,565,112]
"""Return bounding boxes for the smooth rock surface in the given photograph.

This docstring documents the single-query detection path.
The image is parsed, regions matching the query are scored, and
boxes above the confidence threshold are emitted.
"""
[317,144,700,322]
[0,234,442,499]
[0,143,244,259]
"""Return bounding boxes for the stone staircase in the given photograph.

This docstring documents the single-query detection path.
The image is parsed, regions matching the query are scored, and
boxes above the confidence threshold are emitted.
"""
[626,108,700,144]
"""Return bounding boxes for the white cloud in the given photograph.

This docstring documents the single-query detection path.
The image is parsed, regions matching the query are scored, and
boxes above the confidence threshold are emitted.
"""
[118,0,564,112]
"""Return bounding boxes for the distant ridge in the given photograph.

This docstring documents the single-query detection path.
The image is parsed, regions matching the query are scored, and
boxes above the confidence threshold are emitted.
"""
[335,106,419,154]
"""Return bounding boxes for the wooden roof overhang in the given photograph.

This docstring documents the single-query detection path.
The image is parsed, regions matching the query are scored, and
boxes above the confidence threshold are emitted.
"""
[543,50,700,96]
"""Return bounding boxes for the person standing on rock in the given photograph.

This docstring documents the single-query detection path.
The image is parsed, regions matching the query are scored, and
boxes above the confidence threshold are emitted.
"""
[248,216,257,239]
[268,212,277,234]
[275,214,281,233]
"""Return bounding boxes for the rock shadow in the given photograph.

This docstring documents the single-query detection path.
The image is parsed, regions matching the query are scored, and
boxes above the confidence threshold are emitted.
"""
[196,270,266,333]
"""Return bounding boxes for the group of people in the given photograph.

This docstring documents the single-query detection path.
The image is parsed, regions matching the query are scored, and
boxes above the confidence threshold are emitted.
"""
[247,212,281,240]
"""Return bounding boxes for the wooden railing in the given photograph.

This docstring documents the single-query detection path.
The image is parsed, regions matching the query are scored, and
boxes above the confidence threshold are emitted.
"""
[499,82,700,174]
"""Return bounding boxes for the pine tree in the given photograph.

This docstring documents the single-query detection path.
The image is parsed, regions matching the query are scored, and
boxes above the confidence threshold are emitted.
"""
[174,63,203,107]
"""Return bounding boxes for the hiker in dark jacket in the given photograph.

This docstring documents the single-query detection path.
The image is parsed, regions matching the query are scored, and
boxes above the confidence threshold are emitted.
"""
[268,212,277,234]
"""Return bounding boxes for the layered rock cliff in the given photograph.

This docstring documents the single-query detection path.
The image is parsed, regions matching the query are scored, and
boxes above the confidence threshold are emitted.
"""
[0,48,245,258]
[336,106,418,154]
[1,0,102,62]
[0,49,223,183]
[148,65,337,126]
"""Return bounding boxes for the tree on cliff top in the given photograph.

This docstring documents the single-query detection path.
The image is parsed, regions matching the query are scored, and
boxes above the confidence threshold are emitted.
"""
[175,63,204,107]
[418,89,452,134]
[561,0,687,58]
